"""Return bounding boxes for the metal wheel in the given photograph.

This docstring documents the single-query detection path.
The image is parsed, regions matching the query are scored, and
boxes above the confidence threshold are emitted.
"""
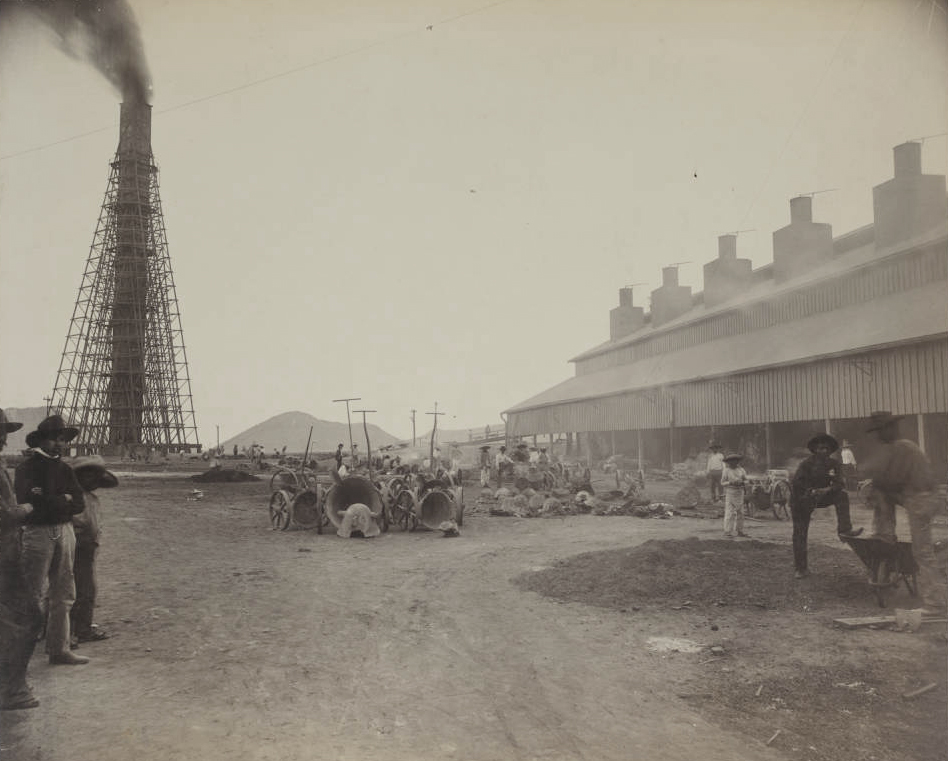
[390,489,418,531]
[290,490,323,531]
[770,480,791,521]
[268,490,292,531]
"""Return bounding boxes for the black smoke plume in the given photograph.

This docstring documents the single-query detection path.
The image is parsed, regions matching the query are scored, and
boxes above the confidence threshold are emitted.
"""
[1,0,152,103]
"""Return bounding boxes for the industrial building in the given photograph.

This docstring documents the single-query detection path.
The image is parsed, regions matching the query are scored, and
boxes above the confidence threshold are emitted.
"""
[504,142,948,477]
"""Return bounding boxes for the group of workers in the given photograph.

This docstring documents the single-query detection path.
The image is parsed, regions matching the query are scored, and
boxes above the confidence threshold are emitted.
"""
[478,443,552,487]
[1,412,116,711]
[706,410,945,613]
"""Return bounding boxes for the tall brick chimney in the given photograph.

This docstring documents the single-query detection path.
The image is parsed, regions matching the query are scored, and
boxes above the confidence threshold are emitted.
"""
[108,98,154,447]
[771,195,833,283]
[872,142,948,249]
[702,234,753,308]
[609,287,645,340]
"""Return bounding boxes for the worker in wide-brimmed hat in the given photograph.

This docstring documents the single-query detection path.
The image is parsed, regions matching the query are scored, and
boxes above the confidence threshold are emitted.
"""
[70,456,118,645]
[862,411,945,613]
[790,432,861,579]
[706,443,725,504]
[720,453,748,538]
[14,415,89,666]
[0,407,41,710]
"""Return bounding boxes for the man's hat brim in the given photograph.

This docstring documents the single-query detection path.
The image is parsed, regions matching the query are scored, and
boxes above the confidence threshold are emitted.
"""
[1,421,22,433]
[807,434,839,453]
[26,427,79,448]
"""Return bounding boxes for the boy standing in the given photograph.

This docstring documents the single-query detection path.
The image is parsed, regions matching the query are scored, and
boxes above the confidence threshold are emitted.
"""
[720,453,748,538]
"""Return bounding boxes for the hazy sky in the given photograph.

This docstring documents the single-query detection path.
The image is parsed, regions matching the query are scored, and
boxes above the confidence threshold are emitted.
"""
[1,0,946,444]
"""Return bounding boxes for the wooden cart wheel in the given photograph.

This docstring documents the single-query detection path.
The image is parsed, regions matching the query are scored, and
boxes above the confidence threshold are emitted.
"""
[770,480,791,520]
[270,468,300,493]
[268,490,292,531]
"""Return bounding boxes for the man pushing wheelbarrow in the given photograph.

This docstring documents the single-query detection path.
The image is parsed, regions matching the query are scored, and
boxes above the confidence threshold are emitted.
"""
[859,411,947,615]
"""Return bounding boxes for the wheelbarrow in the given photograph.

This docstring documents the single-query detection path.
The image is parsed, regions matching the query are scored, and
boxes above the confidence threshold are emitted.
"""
[841,535,918,608]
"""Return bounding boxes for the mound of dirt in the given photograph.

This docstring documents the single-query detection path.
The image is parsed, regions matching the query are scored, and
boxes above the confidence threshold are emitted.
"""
[191,468,260,483]
[515,537,871,612]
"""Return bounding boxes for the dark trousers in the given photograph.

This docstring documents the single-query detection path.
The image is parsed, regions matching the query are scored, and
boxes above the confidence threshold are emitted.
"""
[708,470,723,502]
[70,539,98,637]
[791,492,852,572]
[0,534,44,705]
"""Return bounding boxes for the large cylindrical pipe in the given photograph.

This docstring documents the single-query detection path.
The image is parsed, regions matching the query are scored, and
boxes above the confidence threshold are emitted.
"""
[418,490,457,530]
[325,475,383,528]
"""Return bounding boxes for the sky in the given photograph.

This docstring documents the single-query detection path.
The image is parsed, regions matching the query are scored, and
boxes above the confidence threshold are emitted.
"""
[1,0,946,445]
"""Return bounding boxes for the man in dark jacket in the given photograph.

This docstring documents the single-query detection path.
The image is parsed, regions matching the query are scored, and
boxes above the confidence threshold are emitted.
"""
[790,433,862,579]
[14,415,88,665]
[0,407,41,709]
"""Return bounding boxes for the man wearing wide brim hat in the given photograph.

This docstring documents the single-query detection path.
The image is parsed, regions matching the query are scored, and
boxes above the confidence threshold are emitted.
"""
[0,408,41,709]
[790,432,861,579]
[862,411,945,613]
[14,415,89,665]
[70,456,118,645]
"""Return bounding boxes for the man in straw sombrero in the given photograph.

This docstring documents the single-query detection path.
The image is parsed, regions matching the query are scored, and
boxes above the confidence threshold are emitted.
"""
[70,456,119,646]
[862,411,946,614]
[790,433,862,579]
[0,407,41,709]
[14,415,89,665]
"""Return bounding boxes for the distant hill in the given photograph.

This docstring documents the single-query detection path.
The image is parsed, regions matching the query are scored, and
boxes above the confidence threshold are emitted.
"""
[1,407,48,453]
[220,411,401,455]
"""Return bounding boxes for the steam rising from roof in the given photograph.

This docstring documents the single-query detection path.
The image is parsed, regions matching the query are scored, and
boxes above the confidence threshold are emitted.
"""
[3,0,152,103]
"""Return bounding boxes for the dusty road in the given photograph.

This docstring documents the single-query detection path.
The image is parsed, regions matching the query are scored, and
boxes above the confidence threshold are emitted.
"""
[0,474,942,760]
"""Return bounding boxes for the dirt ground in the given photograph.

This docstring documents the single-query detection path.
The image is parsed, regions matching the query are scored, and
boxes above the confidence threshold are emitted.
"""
[1,465,945,761]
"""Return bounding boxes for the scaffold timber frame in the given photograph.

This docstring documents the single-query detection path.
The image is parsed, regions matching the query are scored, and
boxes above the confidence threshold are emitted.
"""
[50,101,199,455]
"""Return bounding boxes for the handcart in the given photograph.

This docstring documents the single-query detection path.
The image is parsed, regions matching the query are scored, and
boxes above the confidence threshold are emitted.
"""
[743,469,791,520]
[266,426,330,532]
[841,535,918,608]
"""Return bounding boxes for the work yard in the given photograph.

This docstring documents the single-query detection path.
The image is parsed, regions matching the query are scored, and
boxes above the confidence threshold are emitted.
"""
[1,468,945,761]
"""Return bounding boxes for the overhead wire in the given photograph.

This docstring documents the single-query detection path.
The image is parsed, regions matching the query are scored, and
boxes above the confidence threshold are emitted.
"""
[0,0,517,162]
[737,0,867,228]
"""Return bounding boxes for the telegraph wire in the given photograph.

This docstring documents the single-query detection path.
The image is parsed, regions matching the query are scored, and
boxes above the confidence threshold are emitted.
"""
[0,0,518,162]
[738,0,867,228]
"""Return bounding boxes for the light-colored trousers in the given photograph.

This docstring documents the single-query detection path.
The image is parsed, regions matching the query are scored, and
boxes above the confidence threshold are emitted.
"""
[723,487,744,535]
[20,523,77,657]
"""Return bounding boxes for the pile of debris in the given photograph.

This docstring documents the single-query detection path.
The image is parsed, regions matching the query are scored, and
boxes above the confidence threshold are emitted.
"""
[191,468,259,483]
[474,486,676,519]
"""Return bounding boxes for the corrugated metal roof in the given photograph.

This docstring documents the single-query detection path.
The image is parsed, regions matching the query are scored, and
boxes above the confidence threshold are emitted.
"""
[506,279,948,414]
[570,222,948,363]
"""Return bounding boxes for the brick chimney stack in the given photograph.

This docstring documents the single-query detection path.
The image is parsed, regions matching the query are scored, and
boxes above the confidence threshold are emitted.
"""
[703,234,752,308]
[772,196,834,283]
[610,287,645,340]
[872,142,947,249]
[650,266,693,327]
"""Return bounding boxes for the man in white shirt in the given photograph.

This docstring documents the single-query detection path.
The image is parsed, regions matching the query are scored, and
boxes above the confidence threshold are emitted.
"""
[839,440,857,490]
[706,443,725,503]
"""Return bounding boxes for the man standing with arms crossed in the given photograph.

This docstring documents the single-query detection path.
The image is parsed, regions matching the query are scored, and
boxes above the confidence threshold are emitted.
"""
[14,415,89,666]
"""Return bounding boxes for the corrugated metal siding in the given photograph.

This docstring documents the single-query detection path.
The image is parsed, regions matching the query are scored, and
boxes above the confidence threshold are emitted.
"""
[508,339,948,435]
